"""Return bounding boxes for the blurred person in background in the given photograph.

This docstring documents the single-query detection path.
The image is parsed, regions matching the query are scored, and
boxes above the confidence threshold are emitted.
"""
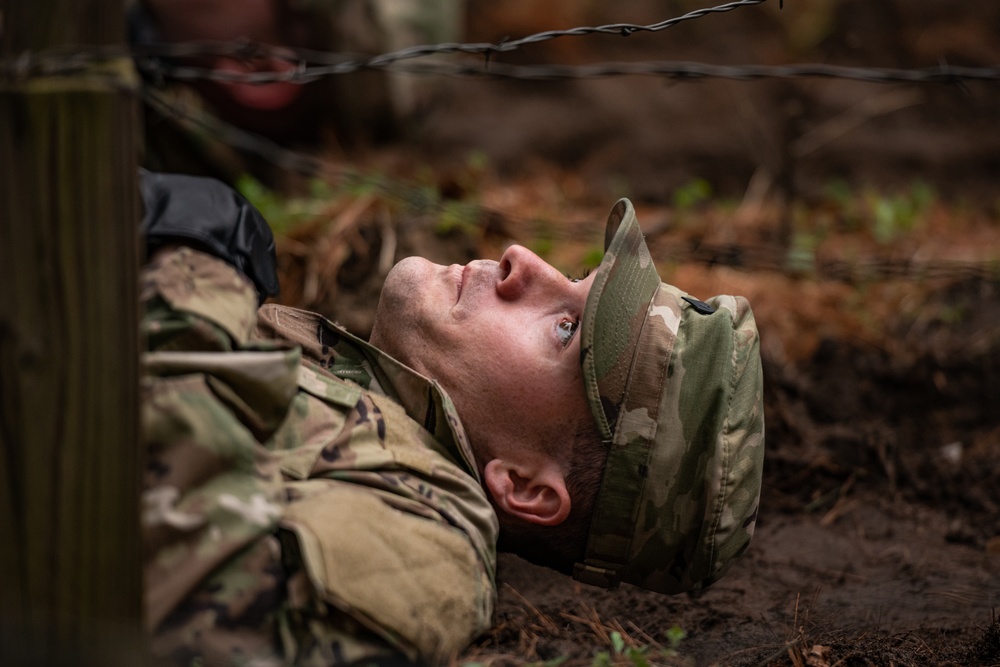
[129,0,463,182]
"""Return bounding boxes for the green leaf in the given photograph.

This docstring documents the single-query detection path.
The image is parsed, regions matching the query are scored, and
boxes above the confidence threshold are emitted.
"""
[664,625,687,649]
[625,647,652,667]
[591,650,612,667]
[582,246,605,270]
[672,178,712,210]
[611,631,626,655]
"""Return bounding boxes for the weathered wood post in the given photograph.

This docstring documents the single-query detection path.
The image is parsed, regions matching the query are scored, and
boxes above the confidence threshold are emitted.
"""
[0,0,144,664]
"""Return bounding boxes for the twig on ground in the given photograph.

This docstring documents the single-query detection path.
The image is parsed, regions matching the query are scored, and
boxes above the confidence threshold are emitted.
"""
[501,582,561,634]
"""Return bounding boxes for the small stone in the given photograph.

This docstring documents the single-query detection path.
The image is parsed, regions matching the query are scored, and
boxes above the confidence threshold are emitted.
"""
[939,441,963,466]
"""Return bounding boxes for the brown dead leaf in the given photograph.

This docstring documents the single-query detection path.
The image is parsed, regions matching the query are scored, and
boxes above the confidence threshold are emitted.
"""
[805,644,831,667]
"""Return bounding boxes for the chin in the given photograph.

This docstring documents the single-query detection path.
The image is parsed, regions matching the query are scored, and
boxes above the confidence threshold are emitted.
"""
[371,260,435,353]
[368,305,421,373]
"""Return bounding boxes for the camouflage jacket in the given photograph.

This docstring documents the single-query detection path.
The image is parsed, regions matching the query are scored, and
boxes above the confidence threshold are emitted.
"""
[141,247,498,666]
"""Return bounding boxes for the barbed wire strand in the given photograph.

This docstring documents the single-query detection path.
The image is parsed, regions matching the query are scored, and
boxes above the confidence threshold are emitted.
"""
[8,0,999,87]
[123,2,776,191]
[144,83,1000,284]
[134,86,1000,285]
[6,0,997,283]
[8,0,768,79]
[139,87,1000,284]
[652,241,1000,283]
[139,85,330,176]
[21,44,999,88]
[133,56,1000,87]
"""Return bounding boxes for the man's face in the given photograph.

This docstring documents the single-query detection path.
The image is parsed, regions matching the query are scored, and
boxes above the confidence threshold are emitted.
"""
[370,245,598,455]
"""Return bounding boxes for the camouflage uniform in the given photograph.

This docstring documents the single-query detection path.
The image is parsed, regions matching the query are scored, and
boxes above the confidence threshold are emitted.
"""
[142,247,497,666]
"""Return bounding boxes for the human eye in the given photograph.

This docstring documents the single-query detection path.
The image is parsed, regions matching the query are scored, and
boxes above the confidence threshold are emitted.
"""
[565,269,591,283]
[557,318,579,347]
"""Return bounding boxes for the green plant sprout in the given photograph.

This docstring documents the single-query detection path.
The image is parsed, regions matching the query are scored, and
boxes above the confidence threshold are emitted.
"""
[589,625,687,667]
[786,230,819,276]
[582,245,606,271]
[672,178,712,211]
[434,199,484,236]
[236,174,334,235]
[869,181,933,244]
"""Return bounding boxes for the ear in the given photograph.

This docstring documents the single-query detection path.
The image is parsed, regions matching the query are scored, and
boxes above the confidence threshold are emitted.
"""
[483,457,571,526]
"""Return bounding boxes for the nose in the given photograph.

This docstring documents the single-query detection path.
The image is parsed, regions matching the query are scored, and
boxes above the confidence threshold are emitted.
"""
[495,245,567,301]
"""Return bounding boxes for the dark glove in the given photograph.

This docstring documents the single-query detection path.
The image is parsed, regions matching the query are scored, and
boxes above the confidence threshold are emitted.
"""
[139,169,279,304]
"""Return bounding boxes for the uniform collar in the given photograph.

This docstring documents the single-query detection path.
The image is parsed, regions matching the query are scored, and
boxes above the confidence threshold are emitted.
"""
[255,304,481,481]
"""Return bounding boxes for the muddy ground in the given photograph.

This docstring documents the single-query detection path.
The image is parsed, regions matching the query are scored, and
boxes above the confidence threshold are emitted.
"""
[168,1,1000,664]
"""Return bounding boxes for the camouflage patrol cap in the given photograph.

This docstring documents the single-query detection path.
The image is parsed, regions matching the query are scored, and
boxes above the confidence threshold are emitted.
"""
[573,198,765,595]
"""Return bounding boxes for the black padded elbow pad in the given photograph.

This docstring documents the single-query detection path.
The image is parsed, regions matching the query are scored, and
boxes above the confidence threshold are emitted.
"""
[139,169,280,304]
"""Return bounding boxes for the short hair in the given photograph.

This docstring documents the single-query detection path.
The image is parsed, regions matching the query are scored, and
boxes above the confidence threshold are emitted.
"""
[495,416,609,573]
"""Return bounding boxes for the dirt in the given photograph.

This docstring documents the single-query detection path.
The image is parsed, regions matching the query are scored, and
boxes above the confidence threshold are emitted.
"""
[237,1,1000,664]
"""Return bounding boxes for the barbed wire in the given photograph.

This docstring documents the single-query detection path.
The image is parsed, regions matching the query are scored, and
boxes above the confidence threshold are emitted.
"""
[139,85,329,175]
[6,0,997,284]
[654,241,1000,283]
[132,99,996,287]
[4,0,768,80]
[14,42,999,89]
[133,54,1000,87]
[12,44,998,90]
[388,60,1000,85]
[142,0,770,66]
[130,71,1000,283]
[6,0,998,88]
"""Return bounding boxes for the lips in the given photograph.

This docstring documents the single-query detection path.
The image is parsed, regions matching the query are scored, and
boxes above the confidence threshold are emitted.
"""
[452,264,467,304]
[455,266,469,303]
[212,57,303,110]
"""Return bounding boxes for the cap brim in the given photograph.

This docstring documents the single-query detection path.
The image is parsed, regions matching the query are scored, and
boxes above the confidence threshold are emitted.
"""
[580,199,662,440]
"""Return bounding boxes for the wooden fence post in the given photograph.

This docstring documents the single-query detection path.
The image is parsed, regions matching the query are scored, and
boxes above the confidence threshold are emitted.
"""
[0,0,144,664]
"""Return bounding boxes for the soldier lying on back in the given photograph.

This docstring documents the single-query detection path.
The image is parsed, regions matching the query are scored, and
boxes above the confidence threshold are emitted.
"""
[139,171,765,666]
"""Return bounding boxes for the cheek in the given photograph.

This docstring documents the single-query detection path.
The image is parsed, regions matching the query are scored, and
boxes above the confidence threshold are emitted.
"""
[439,312,573,407]
[479,343,571,415]
[443,325,533,392]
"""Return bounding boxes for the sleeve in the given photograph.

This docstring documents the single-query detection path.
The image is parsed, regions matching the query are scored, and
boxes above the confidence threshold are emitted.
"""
[141,247,294,665]
[141,245,259,352]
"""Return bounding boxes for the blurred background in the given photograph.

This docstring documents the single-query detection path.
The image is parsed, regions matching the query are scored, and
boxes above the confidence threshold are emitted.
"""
[134,0,1000,204]
[128,0,1000,663]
